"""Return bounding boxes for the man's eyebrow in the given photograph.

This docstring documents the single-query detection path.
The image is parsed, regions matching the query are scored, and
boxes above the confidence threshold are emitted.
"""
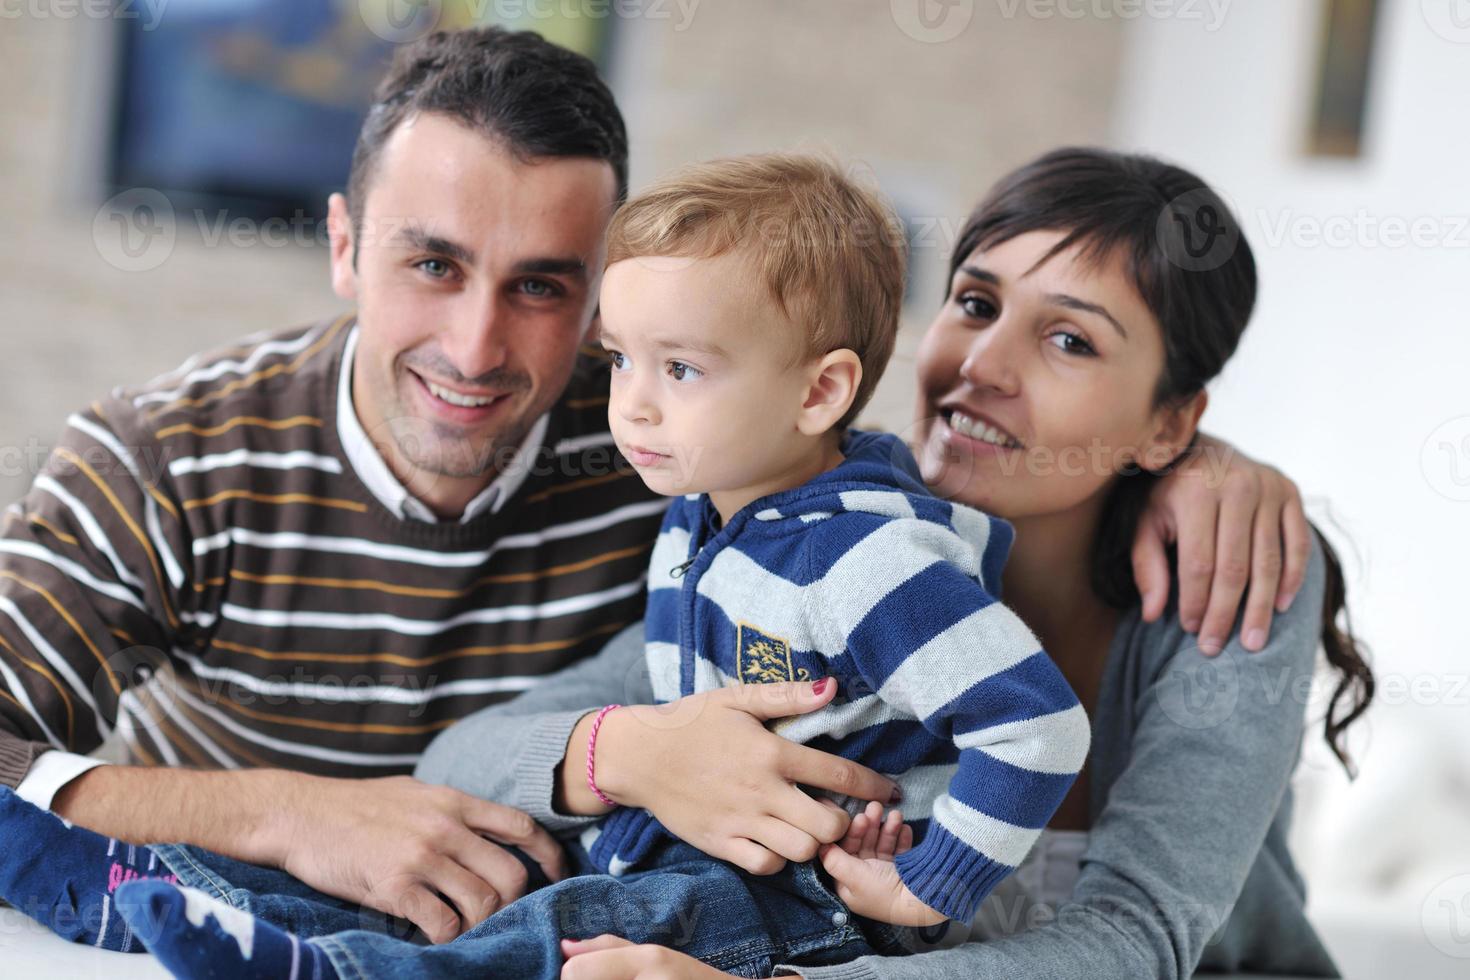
[394,224,475,265]
[1046,293,1129,340]
[513,257,588,281]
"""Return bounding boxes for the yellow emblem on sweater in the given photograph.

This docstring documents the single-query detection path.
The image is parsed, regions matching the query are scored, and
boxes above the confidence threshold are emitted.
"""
[736,623,810,684]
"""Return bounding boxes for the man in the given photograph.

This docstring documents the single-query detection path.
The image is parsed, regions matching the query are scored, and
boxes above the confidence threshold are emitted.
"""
[0,26,1307,943]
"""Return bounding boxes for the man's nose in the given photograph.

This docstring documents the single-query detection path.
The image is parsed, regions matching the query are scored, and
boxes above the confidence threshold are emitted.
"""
[441,293,511,383]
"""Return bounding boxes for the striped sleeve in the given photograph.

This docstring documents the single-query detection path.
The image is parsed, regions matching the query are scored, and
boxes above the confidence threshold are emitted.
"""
[0,398,190,786]
[805,512,1091,922]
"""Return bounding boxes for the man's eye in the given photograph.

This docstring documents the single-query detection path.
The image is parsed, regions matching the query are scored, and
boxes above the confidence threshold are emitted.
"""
[521,279,562,298]
[417,258,451,278]
[668,361,703,382]
[958,293,998,320]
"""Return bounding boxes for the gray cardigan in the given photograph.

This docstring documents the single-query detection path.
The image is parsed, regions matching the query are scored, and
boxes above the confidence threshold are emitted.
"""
[415,536,1338,979]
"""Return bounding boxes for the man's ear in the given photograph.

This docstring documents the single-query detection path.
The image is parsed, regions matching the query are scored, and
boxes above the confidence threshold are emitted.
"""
[326,192,357,302]
[796,350,862,436]
[1142,389,1208,472]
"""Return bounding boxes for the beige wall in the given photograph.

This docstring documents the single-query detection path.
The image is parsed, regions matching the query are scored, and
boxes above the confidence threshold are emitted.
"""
[0,2,1124,505]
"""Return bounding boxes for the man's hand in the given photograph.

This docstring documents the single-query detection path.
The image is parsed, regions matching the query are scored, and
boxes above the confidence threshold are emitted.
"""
[817,801,943,928]
[53,765,565,944]
[1134,433,1311,655]
[273,774,566,943]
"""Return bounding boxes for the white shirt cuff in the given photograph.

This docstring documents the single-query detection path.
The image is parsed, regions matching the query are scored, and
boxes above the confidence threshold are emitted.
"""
[14,751,110,810]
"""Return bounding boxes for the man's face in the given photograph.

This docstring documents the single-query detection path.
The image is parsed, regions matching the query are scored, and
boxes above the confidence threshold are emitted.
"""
[328,112,618,513]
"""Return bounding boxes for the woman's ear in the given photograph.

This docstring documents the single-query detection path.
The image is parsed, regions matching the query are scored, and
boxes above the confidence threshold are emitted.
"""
[326,192,358,302]
[1142,390,1208,472]
[796,350,862,436]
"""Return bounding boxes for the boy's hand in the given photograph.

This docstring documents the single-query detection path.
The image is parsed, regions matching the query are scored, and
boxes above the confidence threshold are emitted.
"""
[817,801,945,927]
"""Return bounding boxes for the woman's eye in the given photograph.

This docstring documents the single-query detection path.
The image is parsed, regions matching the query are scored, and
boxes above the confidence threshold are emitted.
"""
[958,293,998,320]
[1047,331,1097,356]
[417,258,451,279]
[668,361,703,382]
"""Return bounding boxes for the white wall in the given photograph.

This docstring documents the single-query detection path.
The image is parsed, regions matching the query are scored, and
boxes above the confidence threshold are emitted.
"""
[1114,1,1470,972]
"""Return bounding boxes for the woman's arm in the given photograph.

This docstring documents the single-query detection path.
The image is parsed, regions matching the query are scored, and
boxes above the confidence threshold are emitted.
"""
[777,534,1329,980]
[414,621,654,834]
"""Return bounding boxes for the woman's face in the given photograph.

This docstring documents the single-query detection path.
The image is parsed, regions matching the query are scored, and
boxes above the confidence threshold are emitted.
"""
[914,229,1185,522]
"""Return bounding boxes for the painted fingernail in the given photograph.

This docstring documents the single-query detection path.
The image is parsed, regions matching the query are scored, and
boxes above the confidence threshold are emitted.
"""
[1245,629,1266,651]
[812,677,830,696]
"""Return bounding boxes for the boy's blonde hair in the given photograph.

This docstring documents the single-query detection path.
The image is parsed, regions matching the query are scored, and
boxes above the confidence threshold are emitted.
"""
[605,153,907,430]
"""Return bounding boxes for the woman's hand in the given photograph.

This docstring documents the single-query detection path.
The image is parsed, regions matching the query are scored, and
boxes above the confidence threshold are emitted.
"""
[560,936,740,979]
[1134,433,1311,655]
[818,801,943,928]
[557,679,901,876]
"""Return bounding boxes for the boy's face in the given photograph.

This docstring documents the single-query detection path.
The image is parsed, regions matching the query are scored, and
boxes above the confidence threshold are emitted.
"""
[598,251,821,501]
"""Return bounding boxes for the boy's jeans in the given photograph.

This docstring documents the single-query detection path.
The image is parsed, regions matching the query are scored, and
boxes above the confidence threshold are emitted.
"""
[149,837,906,979]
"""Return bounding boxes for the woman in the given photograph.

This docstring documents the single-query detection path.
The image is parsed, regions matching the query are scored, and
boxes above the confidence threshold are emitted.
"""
[417,148,1372,979]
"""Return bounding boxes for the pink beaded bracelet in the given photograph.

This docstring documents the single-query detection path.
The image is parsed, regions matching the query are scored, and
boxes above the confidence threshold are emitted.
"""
[585,703,622,808]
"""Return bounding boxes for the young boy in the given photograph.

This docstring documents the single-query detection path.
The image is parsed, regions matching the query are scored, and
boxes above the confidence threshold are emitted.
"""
[0,153,1088,978]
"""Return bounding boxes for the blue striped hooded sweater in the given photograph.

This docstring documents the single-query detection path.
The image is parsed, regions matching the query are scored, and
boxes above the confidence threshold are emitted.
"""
[581,430,1090,922]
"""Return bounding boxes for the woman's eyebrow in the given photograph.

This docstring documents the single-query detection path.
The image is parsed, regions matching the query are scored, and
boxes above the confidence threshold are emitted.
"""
[958,265,1001,286]
[1047,293,1129,340]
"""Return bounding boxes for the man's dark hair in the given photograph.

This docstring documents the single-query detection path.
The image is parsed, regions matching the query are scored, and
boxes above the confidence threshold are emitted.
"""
[346,27,628,250]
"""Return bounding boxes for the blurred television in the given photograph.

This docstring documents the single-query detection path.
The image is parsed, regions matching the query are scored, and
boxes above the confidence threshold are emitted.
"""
[100,0,611,224]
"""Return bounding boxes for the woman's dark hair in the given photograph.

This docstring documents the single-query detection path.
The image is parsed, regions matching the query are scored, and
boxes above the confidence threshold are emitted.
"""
[949,147,1372,774]
[346,26,628,255]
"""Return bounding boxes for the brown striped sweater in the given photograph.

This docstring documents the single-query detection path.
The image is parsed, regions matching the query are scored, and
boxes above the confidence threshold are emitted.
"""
[0,314,668,786]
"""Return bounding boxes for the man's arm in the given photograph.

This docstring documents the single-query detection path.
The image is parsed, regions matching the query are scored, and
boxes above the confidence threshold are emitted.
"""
[0,399,187,796]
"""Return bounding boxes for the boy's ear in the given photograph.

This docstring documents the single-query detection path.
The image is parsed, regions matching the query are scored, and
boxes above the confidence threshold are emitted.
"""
[796,349,862,436]
[1142,389,1208,471]
[326,192,357,302]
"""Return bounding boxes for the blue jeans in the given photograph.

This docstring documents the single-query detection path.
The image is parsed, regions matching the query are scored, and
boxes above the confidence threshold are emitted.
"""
[152,837,908,979]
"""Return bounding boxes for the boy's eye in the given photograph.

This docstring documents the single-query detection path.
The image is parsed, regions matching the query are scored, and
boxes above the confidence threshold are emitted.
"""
[606,350,628,371]
[668,361,702,382]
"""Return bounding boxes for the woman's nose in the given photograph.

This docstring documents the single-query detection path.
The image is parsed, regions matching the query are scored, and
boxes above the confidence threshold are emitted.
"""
[958,323,1024,397]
